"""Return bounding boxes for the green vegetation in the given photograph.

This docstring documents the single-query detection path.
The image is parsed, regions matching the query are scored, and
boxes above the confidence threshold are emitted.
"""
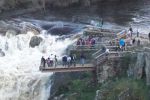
[55,72,99,100]
[55,73,150,100]
[99,78,150,100]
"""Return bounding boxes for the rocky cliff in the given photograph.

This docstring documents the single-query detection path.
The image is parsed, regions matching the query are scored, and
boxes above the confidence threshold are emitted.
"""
[95,47,150,100]
[96,47,150,85]
[0,0,138,13]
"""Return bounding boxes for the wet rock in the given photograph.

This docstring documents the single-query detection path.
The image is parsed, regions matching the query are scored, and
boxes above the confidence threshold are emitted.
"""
[29,36,43,48]
[0,49,5,57]
[48,26,74,35]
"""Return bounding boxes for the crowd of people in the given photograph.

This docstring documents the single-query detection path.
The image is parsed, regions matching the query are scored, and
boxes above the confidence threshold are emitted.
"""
[40,26,150,70]
[40,53,86,68]
[76,36,96,47]
[62,54,76,67]
[41,54,58,68]
[129,27,150,42]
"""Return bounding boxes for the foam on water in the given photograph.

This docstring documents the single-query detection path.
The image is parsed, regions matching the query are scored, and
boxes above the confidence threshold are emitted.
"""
[0,30,77,100]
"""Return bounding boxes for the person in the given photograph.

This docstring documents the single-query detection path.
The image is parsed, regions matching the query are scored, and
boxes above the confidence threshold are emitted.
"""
[132,38,135,45]
[41,56,46,68]
[67,56,71,67]
[50,54,54,67]
[137,31,139,37]
[77,40,80,45]
[54,55,58,67]
[62,55,67,67]
[70,54,76,67]
[105,48,109,55]
[148,32,150,41]
[91,39,96,47]
[47,57,51,67]
[137,39,140,46]
[72,54,76,67]
[82,39,85,45]
[80,53,86,66]
[123,42,126,51]
[129,27,133,38]
[49,58,53,67]
[101,46,106,53]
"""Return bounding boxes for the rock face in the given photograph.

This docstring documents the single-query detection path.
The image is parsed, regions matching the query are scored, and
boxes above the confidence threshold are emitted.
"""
[96,57,123,83]
[145,52,150,85]
[96,47,150,85]
[127,48,150,85]
[29,36,43,48]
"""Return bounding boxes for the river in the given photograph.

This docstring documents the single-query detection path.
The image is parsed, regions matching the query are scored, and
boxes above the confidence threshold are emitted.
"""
[0,0,150,100]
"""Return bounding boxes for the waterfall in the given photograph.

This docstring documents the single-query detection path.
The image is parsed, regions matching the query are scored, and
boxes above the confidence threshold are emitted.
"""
[0,22,78,100]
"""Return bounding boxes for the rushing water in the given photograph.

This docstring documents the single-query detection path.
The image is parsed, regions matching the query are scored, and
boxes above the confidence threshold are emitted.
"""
[0,19,81,100]
[0,0,150,100]
[28,0,149,34]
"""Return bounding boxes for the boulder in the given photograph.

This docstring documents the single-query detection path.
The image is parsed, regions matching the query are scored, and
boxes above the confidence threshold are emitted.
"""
[29,36,43,48]
[48,26,74,35]
[0,49,5,57]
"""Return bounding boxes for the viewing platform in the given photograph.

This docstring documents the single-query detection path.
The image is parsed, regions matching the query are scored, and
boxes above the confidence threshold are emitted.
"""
[40,64,94,73]
[40,27,149,74]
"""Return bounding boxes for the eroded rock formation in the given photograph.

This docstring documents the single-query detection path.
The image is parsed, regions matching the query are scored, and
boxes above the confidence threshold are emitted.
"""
[96,47,150,85]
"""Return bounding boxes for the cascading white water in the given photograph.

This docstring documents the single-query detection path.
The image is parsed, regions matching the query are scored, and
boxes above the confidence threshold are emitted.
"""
[0,28,77,100]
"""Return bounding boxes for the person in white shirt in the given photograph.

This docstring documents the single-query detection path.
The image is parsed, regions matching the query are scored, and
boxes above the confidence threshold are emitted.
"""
[67,56,71,67]
[106,49,109,53]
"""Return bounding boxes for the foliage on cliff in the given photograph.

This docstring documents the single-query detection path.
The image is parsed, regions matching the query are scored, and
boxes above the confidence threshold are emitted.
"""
[96,78,150,100]
[54,72,99,100]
